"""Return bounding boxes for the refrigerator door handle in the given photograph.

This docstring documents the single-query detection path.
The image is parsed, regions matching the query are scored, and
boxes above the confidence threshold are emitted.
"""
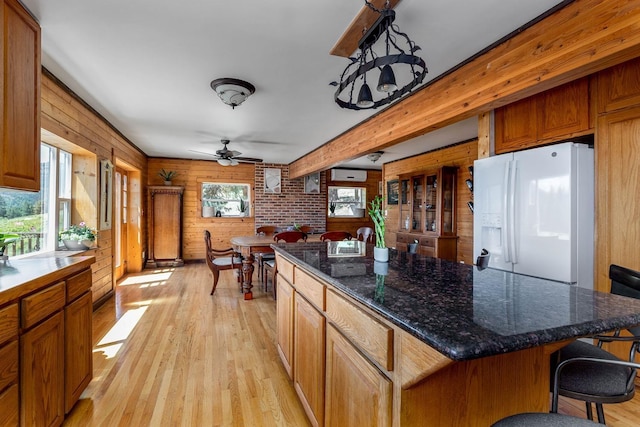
[502,160,512,263]
[508,159,518,264]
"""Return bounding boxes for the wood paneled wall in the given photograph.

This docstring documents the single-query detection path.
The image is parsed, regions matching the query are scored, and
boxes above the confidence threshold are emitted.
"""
[40,71,148,304]
[326,169,381,238]
[383,141,478,264]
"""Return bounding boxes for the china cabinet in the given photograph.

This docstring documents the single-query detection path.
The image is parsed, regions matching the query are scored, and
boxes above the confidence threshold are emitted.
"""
[396,166,457,260]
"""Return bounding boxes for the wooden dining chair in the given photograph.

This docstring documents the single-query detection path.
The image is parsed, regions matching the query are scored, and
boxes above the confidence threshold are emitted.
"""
[255,225,278,280]
[203,230,242,295]
[320,231,352,242]
[356,226,374,243]
[263,231,308,298]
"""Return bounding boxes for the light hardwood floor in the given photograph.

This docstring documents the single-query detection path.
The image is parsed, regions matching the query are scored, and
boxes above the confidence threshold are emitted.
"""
[64,263,640,426]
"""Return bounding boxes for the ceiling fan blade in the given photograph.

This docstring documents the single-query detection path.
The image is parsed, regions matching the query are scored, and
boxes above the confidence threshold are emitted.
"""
[188,149,220,159]
[235,156,263,163]
[229,149,242,157]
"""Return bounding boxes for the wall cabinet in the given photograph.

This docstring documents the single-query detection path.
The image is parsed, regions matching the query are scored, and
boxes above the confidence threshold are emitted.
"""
[495,77,591,154]
[0,0,41,191]
[146,186,184,268]
[396,166,457,260]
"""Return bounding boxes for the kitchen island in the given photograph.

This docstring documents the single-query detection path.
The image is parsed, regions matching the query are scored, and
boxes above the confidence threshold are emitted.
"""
[272,241,640,426]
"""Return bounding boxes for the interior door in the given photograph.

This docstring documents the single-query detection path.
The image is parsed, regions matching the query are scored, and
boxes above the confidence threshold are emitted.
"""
[114,168,128,280]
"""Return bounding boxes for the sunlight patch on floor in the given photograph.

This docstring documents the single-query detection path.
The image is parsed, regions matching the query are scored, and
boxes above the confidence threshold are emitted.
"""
[94,305,148,359]
[118,270,174,287]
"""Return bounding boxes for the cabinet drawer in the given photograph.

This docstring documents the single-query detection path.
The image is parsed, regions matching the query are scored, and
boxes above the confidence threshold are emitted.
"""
[326,289,394,371]
[21,282,66,329]
[0,340,18,392]
[276,254,295,285]
[0,304,19,345]
[0,383,19,426]
[66,268,92,303]
[294,268,326,310]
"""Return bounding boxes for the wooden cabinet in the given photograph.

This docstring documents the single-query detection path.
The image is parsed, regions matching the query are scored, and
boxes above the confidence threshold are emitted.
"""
[21,311,65,427]
[0,263,93,427]
[276,275,295,379]
[495,78,591,154]
[146,186,184,268]
[595,56,640,114]
[64,291,92,413]
[0,303,19,426]
[325,324,392,427]
[294,295,325,427]
[0,0,41,191]
[397,166,457,260]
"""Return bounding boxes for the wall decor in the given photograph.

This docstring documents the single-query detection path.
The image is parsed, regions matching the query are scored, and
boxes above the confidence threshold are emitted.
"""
[386,179,399,205]
[304,172,320,194]
[100,159,113,230]
[264,168,281,193]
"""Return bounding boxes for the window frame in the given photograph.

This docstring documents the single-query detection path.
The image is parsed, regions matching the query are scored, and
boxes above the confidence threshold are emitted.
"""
[201,182,251,218]
[328,186,367,218]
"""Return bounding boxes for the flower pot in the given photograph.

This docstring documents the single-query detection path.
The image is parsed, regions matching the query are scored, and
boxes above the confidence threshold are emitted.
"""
[373,246,389,262]
[164,180,172,186]
[63,240,91,250]
[202,206,215,217]
[374,260,388,275]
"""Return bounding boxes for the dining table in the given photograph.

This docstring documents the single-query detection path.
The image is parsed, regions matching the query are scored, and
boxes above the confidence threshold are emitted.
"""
[230,233,323,299]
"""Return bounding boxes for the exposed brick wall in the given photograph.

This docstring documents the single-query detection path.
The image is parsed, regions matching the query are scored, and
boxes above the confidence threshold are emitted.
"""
[255,164,327,232]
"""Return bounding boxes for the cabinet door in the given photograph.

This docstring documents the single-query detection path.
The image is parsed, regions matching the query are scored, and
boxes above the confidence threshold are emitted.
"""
[494,97,537,154]
[596,56,640,113]
[325,324,392,427]
[398,178,410,231]
[21,311,65,427]
[537,77,590,140]
[294,295,325,427]
[410,176,424,232]
[276,277,294,379]
[153,192,181,260]
[65,292,93,414]
[0,0,41,191]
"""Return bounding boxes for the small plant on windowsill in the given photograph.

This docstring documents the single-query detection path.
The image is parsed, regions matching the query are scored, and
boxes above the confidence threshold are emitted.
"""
[329,202,336,217]
[158,169,177,185]
[59,222,97,250]
[239,199,249,216]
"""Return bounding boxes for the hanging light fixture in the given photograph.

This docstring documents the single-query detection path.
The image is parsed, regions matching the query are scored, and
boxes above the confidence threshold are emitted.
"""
[210,78,255,109]
[330,0,427,110]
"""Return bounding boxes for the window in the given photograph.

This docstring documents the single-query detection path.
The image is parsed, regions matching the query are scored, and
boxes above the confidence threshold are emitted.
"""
[0,143,72,256]
[201,183,250,217]
[328,186,366,218]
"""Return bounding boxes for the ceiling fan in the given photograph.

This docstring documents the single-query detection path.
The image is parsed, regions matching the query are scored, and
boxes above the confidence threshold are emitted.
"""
[189,139,263,166]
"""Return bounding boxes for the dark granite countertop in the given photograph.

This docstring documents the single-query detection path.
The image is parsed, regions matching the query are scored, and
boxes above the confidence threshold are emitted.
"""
[272,241,640,361]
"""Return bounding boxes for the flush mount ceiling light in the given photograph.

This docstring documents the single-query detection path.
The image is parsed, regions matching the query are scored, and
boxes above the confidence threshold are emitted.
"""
[210,78,255,109]
[367,151,384,163]
[330,0,427,110]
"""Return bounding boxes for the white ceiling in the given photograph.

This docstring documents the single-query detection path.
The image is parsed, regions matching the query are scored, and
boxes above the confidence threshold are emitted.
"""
[21,0,566,170]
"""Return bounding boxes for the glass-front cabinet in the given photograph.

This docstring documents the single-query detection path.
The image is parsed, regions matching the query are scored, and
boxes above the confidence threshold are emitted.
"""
[397,166,458,260]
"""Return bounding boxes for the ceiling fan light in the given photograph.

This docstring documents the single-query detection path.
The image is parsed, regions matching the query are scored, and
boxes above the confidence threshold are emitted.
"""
[230,159,239,166]
[356,83,374,108]
[377,64,397,92]
[217,158,232,166]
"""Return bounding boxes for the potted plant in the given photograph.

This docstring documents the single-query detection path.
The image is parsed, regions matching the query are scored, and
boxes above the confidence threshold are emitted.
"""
[329,202,336,217]
[59,222,97,250]
[368,195,388,262]
[158,169,177,185]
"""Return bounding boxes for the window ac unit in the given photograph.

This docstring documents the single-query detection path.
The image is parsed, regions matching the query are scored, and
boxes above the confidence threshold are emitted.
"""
[331,169,367,182]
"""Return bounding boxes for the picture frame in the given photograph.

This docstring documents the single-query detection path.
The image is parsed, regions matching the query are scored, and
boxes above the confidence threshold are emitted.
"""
[304,172,320,194]
[100,159,113,230]
[264,168,281,193]
[387,179,399,205]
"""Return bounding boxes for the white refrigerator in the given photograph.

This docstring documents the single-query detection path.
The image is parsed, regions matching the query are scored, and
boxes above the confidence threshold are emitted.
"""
[473,142,594,289]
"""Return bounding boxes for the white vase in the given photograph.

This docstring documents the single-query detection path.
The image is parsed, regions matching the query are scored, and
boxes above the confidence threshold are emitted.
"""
[202,206,215,217]
[373,261,388,275]
[373,246,389,263]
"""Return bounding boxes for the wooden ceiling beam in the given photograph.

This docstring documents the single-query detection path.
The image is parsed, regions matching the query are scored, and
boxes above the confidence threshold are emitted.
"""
[290,0,640,179]
[330,0,402,57]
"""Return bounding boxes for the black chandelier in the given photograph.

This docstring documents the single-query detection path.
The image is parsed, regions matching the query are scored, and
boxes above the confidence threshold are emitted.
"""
[331,0,427,110]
